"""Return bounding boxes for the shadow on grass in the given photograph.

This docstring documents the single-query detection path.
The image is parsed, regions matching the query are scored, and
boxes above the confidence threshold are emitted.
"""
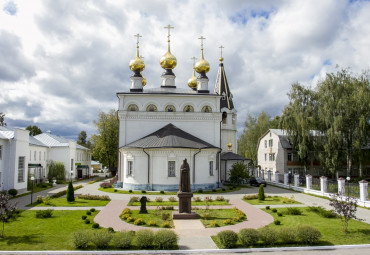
[1,233,42,245]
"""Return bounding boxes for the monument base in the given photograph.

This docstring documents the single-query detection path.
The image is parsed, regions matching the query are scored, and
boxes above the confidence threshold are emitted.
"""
[177,192,193,213]
[173,211,199,219]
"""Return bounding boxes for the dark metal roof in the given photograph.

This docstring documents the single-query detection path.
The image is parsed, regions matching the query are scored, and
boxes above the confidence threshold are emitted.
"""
[122,123,218,149]
[221,152,248,161]
[214,63,234,110]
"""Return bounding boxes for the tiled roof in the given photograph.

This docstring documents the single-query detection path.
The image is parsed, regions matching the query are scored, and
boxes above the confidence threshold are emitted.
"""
[122,123,218,149]
[221,152,248,160]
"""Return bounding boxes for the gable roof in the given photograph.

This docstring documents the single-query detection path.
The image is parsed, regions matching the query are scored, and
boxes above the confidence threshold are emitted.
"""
[122,123,218,149]
[257,129,293,150]
[221,151,249,161]
[33,133,89,150]
[29,136,48,147]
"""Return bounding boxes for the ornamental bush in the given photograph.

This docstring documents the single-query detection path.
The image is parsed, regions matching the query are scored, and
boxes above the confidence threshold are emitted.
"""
[193,197,202,202]
[90,208,96,212]
[86,211,91,216]
[91,230,111,249]
[217,230,238,248]
[155,197,163,202]
[279,227,297,244]
[274,220,281,225]
[238,228,259,247]
[84,219,90,224]
[72,230,91,249]
[161,221,171,228]
[147,220,157,226]
[258,184,265,201]
[67,181,75,202]
[135,229,154,248]
[168,197,177,202]
[78,194,110,200]
[243,194,258,200]
[81,215,87,220]
[153,229,178,249]
[35,209,53,218]
[8,189,17,197]
[92,223,99,229]
[134,218,145,225]
[209,221,219,227]
[112,231,134,249]
[285,207,302,215]
[297,225,321,244]
[258,227,278,246]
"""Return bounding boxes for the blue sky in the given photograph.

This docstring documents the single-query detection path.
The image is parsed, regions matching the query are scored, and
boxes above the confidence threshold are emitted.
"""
[0,0,369,140]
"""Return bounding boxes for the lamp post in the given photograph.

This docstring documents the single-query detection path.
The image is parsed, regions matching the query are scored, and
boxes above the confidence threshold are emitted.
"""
[346,176,350,197]
[288,171,291,189]
[30,176,35,205]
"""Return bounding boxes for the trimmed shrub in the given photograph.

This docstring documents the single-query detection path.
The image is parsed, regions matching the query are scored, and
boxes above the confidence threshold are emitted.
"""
[265,206,270,210]
[223,219,233,225]
[67,181,75,202]
[129,196,139,203]
[307,206,336,218]
[92,223,100,229]
[134,218,145,225]
[222,188,226,191]
[243,194,258,200]
[274,220,281,225]
[135,229,154,248]
[258,184,265,201]
[91,230,112,249]
[129,190,133,193]
[238,228,259,247]
[43,195,53,205]
[161,222,171,228]
[78,194,110,200]
[271,208,277,213]
[112,231,134,249]
[168,197,177,202]
[141,190,146,193]
[90,208,96,212]
[212,189,216,192]
[155,197,163,202]
[107,227,114,233]
[217,230,238,248]
[86,211,91,216]
[297,225,321,244]
[35,209,53,218]
[114,189,117,192]
[277,212,283,217]
[198,189,203,193]
[84,219,90,224]
[193,197,202,202]
[161,212,170,221]
[204,196,213,202]
[147,220,157,226]
[126,217,135,223]
[285,207,302,215]
[153,229,178,249]
[36,195,43,203]
[160,190,165,194]
[8,189,18,197]
[258,227,278,245]
[121,208,131,215]
[161,206,174,210]
[72,230,91,249]
[209,221,219,227]
[81,215,87,220]
[279,227,297,244]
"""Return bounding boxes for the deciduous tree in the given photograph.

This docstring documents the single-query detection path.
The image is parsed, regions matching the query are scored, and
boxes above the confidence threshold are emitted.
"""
[0,193,17,238]
[228,162,249,184]
[0,112,6,127]
[26,125,42,136]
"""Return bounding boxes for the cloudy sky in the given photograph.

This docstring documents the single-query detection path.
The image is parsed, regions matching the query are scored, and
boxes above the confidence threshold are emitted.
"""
[1,0,369,140]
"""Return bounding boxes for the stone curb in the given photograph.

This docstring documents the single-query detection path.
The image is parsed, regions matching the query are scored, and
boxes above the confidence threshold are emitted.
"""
[0,244,369,254]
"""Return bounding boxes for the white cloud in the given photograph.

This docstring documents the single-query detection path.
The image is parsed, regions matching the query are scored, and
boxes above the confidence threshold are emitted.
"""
[0,0,369,139]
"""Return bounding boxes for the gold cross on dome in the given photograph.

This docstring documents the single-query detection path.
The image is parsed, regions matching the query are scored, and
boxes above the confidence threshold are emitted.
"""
[198,36,206,49]
[219,45,224,58]
[164,24,174,42]
[191,56,197,67]
[134,33,142,48]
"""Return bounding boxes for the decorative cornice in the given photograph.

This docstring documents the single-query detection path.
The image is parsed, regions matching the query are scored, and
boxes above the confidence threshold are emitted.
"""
[118,111,221,121]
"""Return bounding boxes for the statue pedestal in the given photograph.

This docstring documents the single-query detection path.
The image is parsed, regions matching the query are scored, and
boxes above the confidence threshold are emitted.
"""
[173,192,199,219]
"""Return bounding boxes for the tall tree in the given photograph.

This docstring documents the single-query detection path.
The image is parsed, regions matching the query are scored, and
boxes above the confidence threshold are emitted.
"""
[316,69,370,176]
[77,131,87,146]
[281,83,317,174]
[26,125,42,136]
[238,111,279,166]
[0,112,6,127]
[90,110,119,172]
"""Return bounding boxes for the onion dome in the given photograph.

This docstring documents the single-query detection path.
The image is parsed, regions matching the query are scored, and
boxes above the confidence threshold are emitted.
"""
[195,36,210,74]
[227,142,232,151]
[129,34,145,73]
[188,69,197,89]
[160,24,177,70]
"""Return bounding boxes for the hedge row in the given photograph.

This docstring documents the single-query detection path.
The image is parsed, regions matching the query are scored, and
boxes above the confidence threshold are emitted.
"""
[217,225,321,248]
[72,229,178,250]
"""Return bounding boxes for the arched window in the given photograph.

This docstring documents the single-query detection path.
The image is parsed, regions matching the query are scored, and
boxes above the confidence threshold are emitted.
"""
[183,105,194,112]
[201,106,212,113]
[222,112,227,124]
[146,104,157,112]
[165,105,176,112]
[127,104,138,111]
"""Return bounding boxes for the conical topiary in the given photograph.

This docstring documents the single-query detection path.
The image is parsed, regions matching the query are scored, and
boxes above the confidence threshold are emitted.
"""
[67,181,75,202]
[258,184,265,201]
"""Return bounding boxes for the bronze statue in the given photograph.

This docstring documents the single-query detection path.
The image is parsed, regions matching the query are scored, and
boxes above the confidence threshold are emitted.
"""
[179,159,190,192]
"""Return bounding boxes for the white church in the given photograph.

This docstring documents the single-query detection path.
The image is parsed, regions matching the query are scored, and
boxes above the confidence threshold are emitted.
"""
[116,27,244,191]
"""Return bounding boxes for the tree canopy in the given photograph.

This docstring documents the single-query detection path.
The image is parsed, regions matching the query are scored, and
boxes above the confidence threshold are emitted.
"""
[238,111,279,166]
[90,110,119,172]
[0,112,6,127]
[77,130,91,148]
[26,125,42,136]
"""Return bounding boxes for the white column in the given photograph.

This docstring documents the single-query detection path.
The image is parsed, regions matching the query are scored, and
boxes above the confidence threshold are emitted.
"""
[306,174,312,190]
[320,176,328,193]
[338,178,345,195]
[267,171,272,182]
[284,173,289,186]
[294,174,299,187]
[359,180,368,202]
[275,171,280,183]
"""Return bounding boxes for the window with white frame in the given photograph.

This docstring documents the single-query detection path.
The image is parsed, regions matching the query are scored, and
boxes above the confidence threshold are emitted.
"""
[269,153,275,161]
[44,152,46,161]
[168,161,176,177]
[29,150,31,161]
[288,153,293,161]
[269,139,273,147]
[209,161,214,176]
[71,159,74,171]
[264,140,267,148]
[18,156,25,182]
[0,145,2,160]
[127,161,133,176]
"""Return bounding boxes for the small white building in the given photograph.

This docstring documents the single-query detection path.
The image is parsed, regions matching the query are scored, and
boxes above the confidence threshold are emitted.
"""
[116,32,239,191]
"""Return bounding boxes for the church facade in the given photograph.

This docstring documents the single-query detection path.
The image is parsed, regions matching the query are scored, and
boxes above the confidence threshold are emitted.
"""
[116,28,239,191]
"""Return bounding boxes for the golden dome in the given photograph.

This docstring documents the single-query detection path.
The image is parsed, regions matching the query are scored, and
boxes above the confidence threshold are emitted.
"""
[129,56,145,72]
[219,56,224,62]
[195,57,210,73]
[227,142,232,151]
[141,72,147,86]
[160,51,177,69]
[188,70,197,89]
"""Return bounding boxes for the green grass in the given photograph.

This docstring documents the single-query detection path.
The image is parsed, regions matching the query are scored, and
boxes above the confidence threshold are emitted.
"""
[120,209,174,228]
[0,210,99,250]
[243,195,301,205]
[28,198,110,207]
[195,209,245,228]
[265,207,370,245]
[99,186,241,195]
[127,200,230,206]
